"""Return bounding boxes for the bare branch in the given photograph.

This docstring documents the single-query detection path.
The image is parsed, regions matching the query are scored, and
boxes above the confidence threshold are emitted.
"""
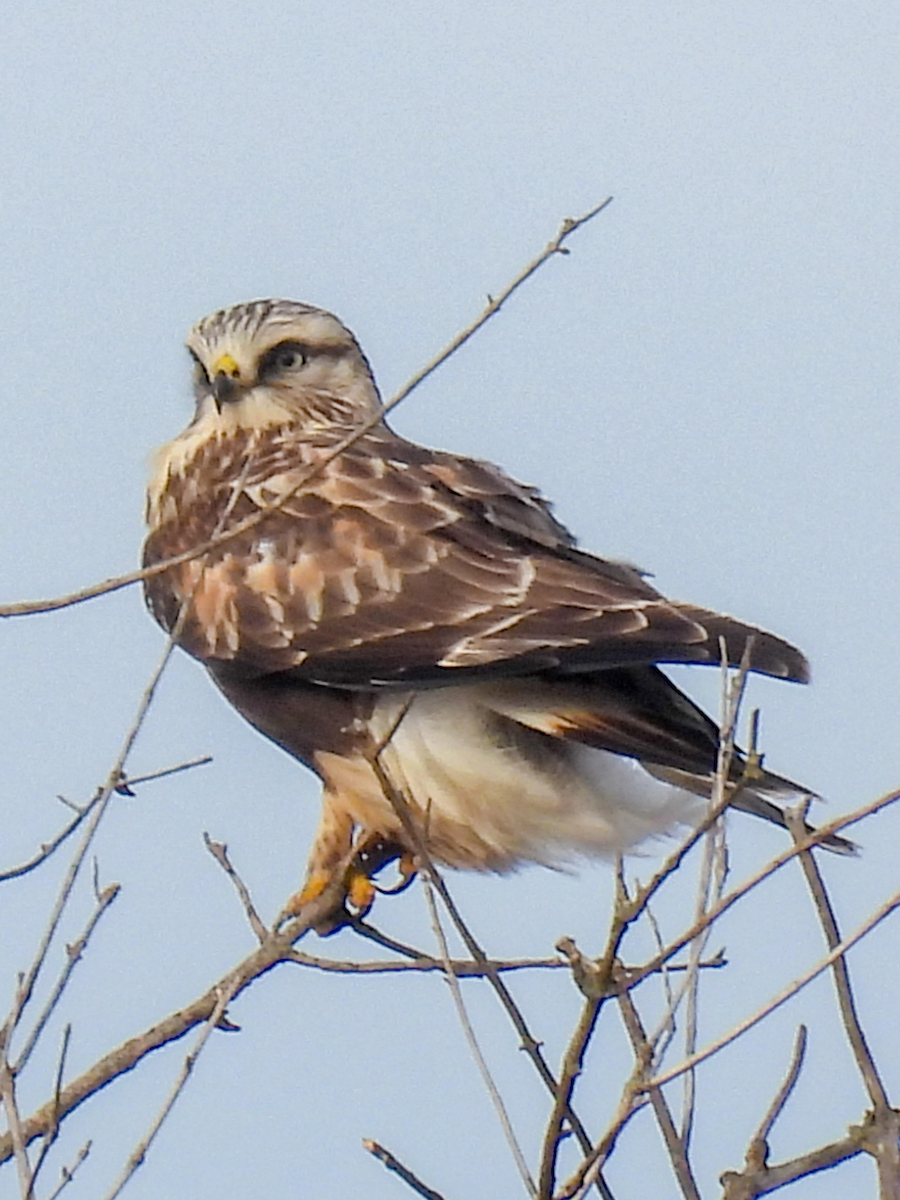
[100,983,238,1200]
[537,988,602,1199]
[624,785,900,994]
[25,1024,72,1200]
[617,991,701,1200]
[42,1142,90,1200]
[785,808,890,1110]
[367,751,613,1199]
[645,882,900,1091]
[681,645,747,1148]
[753,1025,808,1152]
[0,756,210,886]
[348,918,440,961]
[422,881,536,1197]
[722,1023,808,1197]
[203,834,268,943]
[556,1070,648,1200]
[0,1055,31,1197]
[786,808,900,1198]
[0,875,351,1167]
[287,950,566,976]
[721,1125,866,1199]
[0,803,96,886]
[0,199,613,622]
[14,884,120,1073]
[1,633,180,1065]
[362,1139,446,1200]
[118,755,212,790]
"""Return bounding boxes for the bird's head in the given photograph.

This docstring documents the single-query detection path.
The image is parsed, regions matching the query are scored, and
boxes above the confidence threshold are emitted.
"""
[185,299,383,434]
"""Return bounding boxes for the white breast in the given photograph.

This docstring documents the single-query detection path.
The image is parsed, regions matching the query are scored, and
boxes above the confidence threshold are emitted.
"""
[369,684,705,871]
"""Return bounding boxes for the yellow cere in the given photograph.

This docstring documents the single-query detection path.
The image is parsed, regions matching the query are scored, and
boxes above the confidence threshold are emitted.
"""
[211,353,241,379]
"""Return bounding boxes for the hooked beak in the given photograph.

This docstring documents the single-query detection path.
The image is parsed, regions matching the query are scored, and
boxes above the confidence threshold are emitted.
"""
[210,353,244,411]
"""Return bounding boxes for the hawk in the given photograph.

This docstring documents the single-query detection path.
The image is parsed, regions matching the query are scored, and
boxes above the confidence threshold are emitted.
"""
[143,299,850,917]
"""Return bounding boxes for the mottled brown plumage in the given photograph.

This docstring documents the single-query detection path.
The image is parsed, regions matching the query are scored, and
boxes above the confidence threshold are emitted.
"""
[143,299,851,918]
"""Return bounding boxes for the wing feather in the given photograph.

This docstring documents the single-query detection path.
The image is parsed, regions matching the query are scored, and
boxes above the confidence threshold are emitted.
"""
[143,427,809,686]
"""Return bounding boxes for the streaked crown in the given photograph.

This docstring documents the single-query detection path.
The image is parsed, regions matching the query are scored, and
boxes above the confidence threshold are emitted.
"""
[185,298,382,431]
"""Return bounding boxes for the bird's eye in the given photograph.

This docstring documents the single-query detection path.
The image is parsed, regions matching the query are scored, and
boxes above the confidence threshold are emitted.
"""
[259,341,308,380]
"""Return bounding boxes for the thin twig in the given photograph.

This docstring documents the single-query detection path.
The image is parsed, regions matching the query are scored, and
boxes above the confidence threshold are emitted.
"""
[0,756,211,885]
[557,1072,649,1200]
[348,918,437,961]
[2,462,248,1106]
[100,982,239,1200]
[422,881,536,1197]
[0,874,368,1165]
[537,988,602,1199]
[0,634,179,1058]
[118,755,212,790]
[785,808,900,1198]
[0,1056,31,1197]
[623,786,900,994]
[203,834,268,943]
[748,1025,808,1173]
[25,1024,72,1200]
[367,752,613,1199]
[288,950,565,976]
[0,199,614,622]
[0,804,96,885]
[14,885,120,1073]
[43,1142,90,1200]
[617,991,701,1200]
[363,1139,446,1200]
[785,808,889,1110]
[681,646,747,1147]
[645,883,900,1091]
[644,904,698,1068]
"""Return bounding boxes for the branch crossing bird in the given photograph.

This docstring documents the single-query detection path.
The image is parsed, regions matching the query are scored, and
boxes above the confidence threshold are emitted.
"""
[143,299,853,921]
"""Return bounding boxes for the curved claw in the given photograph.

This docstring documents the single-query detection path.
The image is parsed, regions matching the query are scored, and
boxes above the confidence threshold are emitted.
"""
[374,851,418,895]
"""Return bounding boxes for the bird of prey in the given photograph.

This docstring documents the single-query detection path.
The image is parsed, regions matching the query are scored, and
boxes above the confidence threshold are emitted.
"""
[143,299,850,918]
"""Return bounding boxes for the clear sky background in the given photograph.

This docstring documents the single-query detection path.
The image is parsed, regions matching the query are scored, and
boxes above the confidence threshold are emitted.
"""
[0,4,898,1198]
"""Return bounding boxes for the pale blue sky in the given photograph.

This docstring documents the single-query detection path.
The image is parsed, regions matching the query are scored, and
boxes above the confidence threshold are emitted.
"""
[0,4,898,1197]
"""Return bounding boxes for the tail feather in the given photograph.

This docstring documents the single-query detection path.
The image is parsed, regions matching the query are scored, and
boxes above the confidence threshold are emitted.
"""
[644,762,857,855]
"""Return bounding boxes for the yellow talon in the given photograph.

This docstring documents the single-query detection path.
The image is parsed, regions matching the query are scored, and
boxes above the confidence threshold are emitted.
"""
[346,869,376,914]
[286,869,332,915]
[397,851,417,885]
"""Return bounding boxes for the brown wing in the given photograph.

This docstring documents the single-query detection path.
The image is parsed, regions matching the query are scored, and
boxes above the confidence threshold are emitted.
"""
[143,427,809,687]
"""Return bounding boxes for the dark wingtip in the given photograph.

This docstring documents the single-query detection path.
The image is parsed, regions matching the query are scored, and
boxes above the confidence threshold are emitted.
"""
[812,827,859,856]
[682,607,812,685]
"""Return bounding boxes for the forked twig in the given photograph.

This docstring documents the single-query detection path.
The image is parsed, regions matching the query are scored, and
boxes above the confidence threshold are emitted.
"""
[752,1025,808,1152]
[25,1024,72,1200]
[203,834,268,943]
[422,881,536,1196]
[645,882,900,1091]
[100,982,239,1200]
[786,808,900,1197]
[0,873,353,1167]
[724,1023,808,1196]
[14,885,120,1074]
[0,756,211,886]
[0,199,614,622]
[624,785,900,995]
[43,1142,90,1200]
[617,991,701,1200]
[367,750,613,1199]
